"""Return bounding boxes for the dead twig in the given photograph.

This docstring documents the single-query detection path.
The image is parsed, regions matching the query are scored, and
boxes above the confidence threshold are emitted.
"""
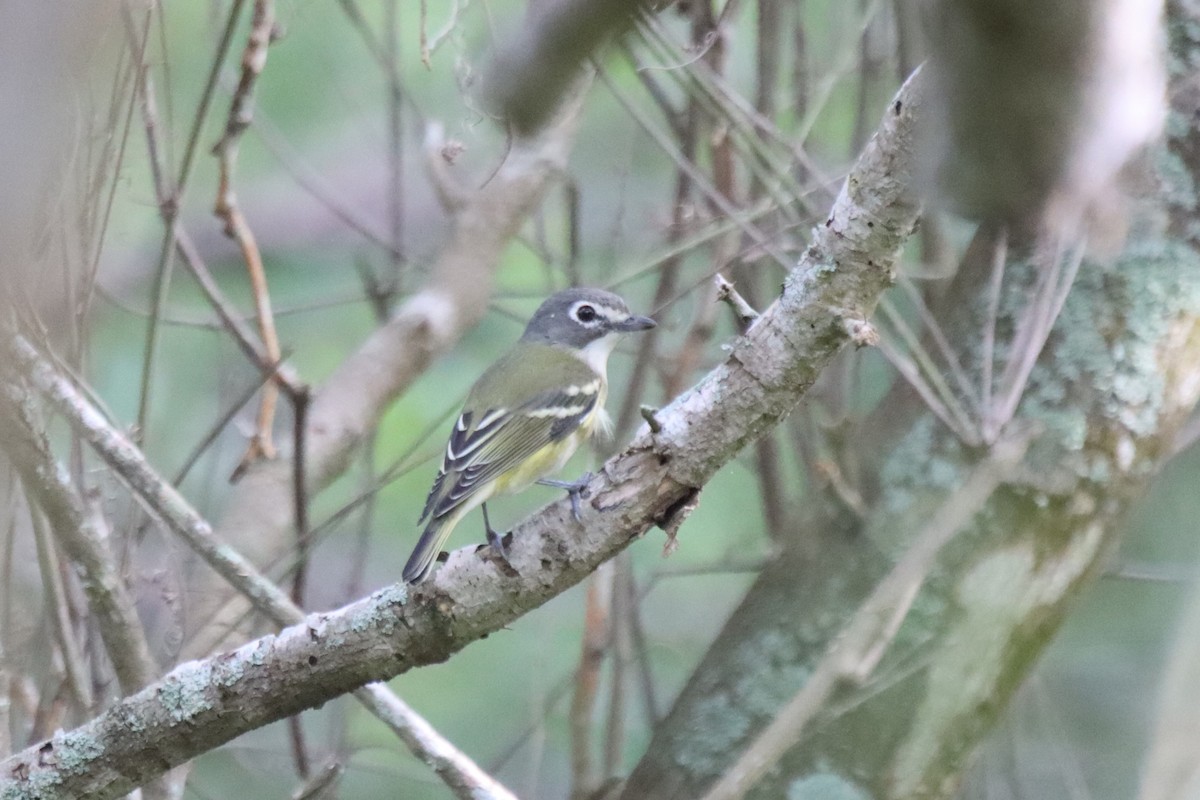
[569,564,614,800]
[715,274,759,332]
[212,0,283,479]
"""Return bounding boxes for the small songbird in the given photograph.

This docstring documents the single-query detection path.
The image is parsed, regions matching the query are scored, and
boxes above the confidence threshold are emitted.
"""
[403,288,657,584]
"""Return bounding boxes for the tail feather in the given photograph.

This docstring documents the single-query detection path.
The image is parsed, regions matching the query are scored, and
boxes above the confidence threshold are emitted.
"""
[402,519,452,584]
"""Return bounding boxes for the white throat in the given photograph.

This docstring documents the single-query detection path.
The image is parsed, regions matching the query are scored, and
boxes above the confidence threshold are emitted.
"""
[574,333,621,375]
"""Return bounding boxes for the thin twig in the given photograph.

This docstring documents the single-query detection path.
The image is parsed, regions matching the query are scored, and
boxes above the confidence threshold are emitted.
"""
[605,555,635,781]
[384,0,406,295]
[990,235,1086,435]
[137,0,250,440]
[291,384,313,603]
[334,0,428,130]
[420,0,466,69]
[250,109,403,259]
[291,760,344,800]
[611,163,695,439]
[876,297,981,445]
[29,505,93,714]
[596,67,793,271]
[980,227,1008,441]
[288,714,311,780]
[624,570,660,725]
[714,274,760,332]
[665,278,723,399]
[898,277,980,411]
[174,228,305,398]
[569,563,613,800]
[288,384,315,784]
[172,357,289,486]
[213,0,283,477]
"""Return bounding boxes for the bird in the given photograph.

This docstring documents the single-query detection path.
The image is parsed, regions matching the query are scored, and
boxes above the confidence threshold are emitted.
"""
[402,287,656,584]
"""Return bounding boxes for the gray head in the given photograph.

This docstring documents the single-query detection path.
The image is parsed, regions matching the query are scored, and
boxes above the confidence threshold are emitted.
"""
[521,287,656,349]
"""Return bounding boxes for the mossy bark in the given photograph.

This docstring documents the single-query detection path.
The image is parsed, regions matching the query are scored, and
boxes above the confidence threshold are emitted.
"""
[620,6,1200,799]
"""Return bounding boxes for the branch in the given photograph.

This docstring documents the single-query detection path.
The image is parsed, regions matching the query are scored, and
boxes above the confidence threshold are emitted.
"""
[0,69,925,800]
[211,0,284,475]
[1,334,516,800]
[0,382,157,696]
[620,8,1190,792]
[186,73,593,657]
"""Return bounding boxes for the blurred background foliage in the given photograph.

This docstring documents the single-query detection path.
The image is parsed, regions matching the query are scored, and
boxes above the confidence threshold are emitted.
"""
[6,0,1197,797]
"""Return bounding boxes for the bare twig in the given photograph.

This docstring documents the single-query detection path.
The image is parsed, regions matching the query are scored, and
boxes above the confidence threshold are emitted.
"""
[605,555,636,780]
[290,386,314,607]
[212,0,283,478]
[174,228,305,399]
[988,234,1086,439]
[611,161,696,439]
[291,760,344,800]
[352,687,518,800]
[419,0,466,69]
[288,715,311,780]
[29,505,93,714]
[715,274,760,332]
[384,0,406,294]
[569,563,613,800]
[876,297,980,445]
[980,226,1008,439]
[664,277,723,399]
[597,67,793,271]
[137,0,249,440]
[172,357,290,486]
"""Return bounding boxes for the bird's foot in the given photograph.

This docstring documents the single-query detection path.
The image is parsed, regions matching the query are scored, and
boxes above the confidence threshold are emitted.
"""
[486,524,514,567]
[538,471,593,521]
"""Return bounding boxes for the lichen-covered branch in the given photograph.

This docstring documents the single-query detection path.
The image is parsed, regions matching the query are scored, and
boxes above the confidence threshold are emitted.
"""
[619,11,1197,798]
[624,234,1200,800]
[1,334,516,800]
[0,71,924,800]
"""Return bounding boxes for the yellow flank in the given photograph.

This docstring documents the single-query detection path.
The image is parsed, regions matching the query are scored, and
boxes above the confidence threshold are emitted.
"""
[492,398,606,495]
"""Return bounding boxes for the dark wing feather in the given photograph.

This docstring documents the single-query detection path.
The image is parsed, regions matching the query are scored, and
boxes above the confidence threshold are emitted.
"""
[419,388,598,524]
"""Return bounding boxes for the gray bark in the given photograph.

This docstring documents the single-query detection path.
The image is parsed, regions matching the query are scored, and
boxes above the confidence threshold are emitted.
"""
[619,6,1198,799]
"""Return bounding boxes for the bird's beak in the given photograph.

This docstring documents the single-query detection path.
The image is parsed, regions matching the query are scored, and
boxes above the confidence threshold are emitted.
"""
[615,314,657,332]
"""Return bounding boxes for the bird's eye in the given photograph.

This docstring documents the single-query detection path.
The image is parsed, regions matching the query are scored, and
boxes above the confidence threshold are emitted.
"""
[575,304,598,323]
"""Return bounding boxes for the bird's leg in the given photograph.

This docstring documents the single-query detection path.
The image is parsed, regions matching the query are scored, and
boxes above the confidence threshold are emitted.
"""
[537,471,593,521]
[482,503,511,565]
